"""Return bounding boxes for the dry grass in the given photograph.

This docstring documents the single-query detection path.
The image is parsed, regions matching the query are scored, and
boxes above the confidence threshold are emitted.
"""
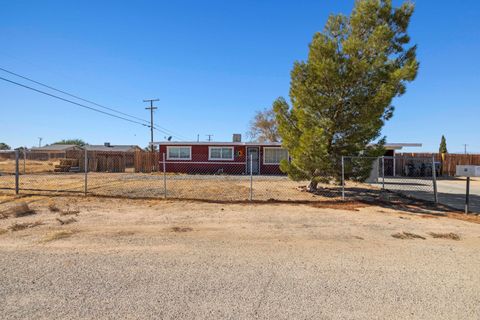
[42,230,76,242]
[8,220,43,232]
[392,232,426,240]
[429,232,460,240]
[56,217,77,225]
[171,226,193,233]
[0,159,56,174]
[0,228,7,235]
[0,202,36,219]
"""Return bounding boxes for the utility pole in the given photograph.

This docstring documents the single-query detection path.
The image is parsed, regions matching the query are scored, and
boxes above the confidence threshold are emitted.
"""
[206,134,213,142]
[143,99,159,152]
[38,137,42,148]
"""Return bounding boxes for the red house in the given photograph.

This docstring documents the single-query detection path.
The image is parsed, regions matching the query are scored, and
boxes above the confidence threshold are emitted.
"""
[155,140,288,175]
[154,137,422,176]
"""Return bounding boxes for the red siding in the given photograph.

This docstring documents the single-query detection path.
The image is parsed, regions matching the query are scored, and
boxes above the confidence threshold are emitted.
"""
[158,144,285,175]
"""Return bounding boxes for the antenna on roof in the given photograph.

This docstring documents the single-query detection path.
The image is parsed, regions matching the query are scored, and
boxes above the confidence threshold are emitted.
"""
[206,134,213,142]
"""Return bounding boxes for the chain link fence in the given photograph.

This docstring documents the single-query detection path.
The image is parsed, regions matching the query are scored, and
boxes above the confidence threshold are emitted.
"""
[1,151,478,213]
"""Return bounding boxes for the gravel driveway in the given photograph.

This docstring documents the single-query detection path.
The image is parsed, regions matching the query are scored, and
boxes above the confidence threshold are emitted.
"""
[1,197,479,319]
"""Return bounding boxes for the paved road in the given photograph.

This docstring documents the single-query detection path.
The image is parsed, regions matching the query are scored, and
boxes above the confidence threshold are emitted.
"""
[373,177,480,214]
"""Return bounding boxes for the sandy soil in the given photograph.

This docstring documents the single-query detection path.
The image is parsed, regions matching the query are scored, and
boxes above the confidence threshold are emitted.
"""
[0,195,479,319]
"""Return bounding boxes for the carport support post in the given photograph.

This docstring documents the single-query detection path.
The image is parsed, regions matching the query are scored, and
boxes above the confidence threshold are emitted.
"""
[15,150,19,195]
[249,154,253,201]
[341,156,345,200]
[84,148,88,196]
[465,177,470,214]
[432,155,438,204]
[163,153,167,199]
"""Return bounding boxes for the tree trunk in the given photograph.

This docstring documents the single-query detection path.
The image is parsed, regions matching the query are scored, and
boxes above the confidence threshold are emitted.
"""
[307,179,318,192]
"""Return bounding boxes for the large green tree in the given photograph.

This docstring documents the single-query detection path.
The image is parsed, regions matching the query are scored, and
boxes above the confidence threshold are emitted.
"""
[273,0,418,190]
[0,142,11,150]
[52,139,87,147]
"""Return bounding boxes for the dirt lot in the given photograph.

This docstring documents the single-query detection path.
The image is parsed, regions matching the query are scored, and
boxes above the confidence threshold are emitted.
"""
[0,195,479,319]
[0,159,57,174]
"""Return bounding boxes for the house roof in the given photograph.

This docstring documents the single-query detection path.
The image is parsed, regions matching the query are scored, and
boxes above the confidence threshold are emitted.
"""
[153,141,283,146]
[30,144,82,151]
[85,145,141,152]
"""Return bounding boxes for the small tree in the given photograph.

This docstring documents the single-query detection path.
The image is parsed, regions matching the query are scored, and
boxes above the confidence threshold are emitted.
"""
[52,139,87,147]
[274,0,418,191]
[247,108,280,143]
[0,142,11,150]
[439,135,447,154]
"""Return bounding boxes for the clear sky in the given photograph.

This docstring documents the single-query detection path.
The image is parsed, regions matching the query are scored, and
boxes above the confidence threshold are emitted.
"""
[1,0,479,153]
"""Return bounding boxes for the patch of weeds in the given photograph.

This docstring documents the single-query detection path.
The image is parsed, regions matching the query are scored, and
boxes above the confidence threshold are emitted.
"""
[391,232,426,240]
[56,217,77,225]
[0,202,36,219]
[115,230,136,237]
[171,226,193,233]
[59,210,80,216]
[48,203,61,213]
[428,232,460,241]
[42,230,76,242]
[8,220,43,232]
[0,228,7,235]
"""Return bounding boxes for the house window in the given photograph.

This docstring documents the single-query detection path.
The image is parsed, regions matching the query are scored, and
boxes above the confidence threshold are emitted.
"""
[167,146,191,160]
[209,147,234,160]
[264,147,288,165]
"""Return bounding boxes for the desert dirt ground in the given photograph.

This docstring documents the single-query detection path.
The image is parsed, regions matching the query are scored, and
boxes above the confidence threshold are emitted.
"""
[0,194,479,320]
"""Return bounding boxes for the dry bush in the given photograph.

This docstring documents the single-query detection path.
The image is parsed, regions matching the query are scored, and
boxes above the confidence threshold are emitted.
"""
[171,226,193,233]
[8,220,43,232]
[42,230,76,242]
[48,203,61,212]
[391,232,426,240]
[56,217,77,225]
[429,232,460,240]
[0,228,7,235]
[0,202,36,219]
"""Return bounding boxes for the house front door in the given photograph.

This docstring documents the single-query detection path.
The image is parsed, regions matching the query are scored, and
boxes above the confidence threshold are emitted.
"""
[246,147,259,174]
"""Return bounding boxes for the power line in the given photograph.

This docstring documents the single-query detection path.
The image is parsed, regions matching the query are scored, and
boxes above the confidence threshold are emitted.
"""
[0,76,150,127]
[0,67,189,140]
[0,67,149,124]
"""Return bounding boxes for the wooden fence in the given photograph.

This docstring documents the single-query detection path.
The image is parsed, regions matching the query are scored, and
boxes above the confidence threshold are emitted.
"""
[134,151,160,173]
[396,153,480,176]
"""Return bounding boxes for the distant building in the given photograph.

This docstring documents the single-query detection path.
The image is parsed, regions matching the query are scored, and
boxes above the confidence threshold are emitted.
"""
[30,144,83,160]
[85,143,142,168]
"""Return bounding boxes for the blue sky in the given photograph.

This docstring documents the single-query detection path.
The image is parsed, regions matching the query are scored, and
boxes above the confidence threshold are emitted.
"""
[1,0,479,153]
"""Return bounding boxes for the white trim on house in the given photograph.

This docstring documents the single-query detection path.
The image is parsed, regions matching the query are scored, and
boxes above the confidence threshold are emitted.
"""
[166,146,192,160]
[263,147,289,165]
[163,161,246,165]
[208,146,235,161]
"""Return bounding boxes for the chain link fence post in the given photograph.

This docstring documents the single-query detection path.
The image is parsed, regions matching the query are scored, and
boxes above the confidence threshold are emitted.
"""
[84,147,88,196]
[341,156,345,200]
[381,156,385,190]
[432,155,438,204]
[15,149,19,195]
[249,154,253,201]
[163,153,167,199]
